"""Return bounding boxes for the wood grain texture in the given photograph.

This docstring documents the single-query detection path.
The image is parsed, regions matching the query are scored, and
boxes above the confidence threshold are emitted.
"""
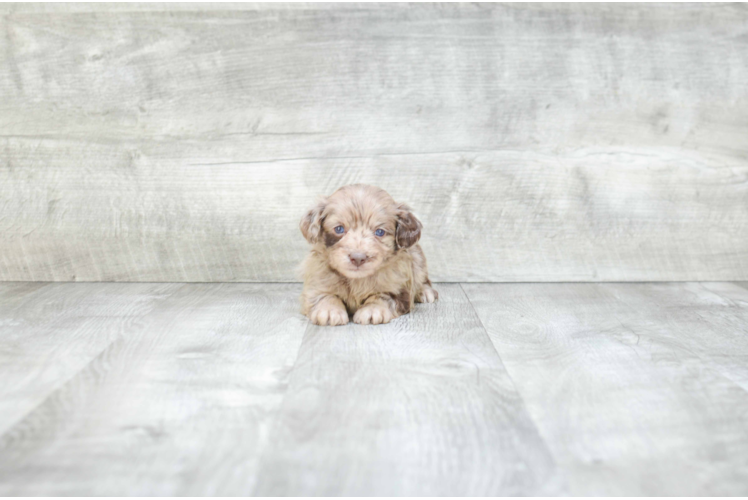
[463,282,748,496]
[0,282,179,435]
[252,284,561,496]
[0,283,307,496]
[1,282,748,495]
[0,3,378,13]
[2,147,747,282]
[1,4,747,282]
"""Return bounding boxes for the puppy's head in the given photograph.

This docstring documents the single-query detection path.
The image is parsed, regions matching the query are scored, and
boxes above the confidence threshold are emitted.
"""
[300,184,422,279]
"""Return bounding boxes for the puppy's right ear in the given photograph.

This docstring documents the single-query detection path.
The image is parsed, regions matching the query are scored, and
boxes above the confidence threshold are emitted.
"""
[300,199,327,243]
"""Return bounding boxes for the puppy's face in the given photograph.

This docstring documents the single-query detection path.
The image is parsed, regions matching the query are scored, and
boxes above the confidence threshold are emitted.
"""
[300,185,422,279]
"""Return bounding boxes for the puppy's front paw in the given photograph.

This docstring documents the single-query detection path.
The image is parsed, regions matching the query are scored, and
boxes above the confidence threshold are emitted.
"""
[310,304,349,326]
[353,303,394,325]
[418,286,439,303]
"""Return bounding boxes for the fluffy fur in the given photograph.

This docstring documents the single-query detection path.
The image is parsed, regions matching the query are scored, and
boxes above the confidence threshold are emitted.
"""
[300,184,438,325]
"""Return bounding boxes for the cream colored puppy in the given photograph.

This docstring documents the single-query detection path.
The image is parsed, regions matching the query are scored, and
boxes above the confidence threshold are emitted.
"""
[300,184,438,325]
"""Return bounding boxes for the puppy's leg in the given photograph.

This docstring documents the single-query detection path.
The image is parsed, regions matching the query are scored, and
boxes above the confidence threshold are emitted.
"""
[308,295,349,326]
[353,295,397,325]
[410,244,438,303]
[416,279,439,303]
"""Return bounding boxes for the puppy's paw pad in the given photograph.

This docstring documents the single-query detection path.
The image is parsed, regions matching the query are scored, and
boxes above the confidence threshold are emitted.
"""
[353,304,394,325]
[310,306,349,326]
[418,287,439,303]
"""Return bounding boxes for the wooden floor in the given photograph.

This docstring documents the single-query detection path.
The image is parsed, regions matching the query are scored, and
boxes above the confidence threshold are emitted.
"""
[1,282,747,496]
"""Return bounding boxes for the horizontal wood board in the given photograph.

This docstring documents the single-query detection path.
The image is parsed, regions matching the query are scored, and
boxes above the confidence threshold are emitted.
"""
[1,4,747,282]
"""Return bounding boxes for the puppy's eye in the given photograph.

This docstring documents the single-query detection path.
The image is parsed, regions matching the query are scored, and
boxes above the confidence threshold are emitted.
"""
[334,225,345,234]
[375,229,385,237]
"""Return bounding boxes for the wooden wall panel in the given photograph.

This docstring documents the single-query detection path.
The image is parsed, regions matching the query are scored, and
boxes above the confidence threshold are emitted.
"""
[1,4,747,281]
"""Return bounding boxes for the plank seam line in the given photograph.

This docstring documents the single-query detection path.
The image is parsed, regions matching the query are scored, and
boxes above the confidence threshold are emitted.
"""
[186,148,532,166]
[457,282,563,478]
[458,283,531,395]
[0,336,121,442]
[247,319,313,495]
[0,283,186,442]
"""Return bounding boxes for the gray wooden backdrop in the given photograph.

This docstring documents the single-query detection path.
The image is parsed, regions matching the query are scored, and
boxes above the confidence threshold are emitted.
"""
[2,3,747,282]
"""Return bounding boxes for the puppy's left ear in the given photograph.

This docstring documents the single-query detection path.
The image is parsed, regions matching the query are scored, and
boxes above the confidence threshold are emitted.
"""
[395,204,422,249]
[300,199,327,243]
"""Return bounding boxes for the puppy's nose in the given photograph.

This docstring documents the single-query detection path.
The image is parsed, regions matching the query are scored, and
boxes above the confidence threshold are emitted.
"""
[349,252,368,266]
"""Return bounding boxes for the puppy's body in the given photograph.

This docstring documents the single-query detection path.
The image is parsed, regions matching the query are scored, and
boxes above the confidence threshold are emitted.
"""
[300,184,437,325]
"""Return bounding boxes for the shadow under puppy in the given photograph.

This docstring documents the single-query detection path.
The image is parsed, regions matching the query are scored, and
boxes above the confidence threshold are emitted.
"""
[300,184,438,325]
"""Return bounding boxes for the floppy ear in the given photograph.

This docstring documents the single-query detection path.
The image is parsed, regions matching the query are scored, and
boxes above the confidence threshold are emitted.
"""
[395,204,422,249]
[300,199,327,243]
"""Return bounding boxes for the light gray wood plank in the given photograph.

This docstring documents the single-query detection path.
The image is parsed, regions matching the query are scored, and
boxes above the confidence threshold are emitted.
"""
[252,284,561,496]
[0,281,47,303]
[0,2,410,14]
[616,282,748,392]
[1,147,746,282]
[1,4,748,282]
[0,0,743,22]
[0,283,307,496]
[0,4,748,156]
[0,282,179,436]
[2,4,746,155]
[463,282,748,496]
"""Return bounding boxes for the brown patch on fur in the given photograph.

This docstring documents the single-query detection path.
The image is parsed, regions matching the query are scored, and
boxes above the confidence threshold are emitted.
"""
[324,231,342,247]
[390,289,411,314]
[300,201,326,243]
[395,206,422,249]
[299,184,436,325]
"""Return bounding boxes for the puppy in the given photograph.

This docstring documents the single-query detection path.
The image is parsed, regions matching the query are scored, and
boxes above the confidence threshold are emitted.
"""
[300,184,438,325]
